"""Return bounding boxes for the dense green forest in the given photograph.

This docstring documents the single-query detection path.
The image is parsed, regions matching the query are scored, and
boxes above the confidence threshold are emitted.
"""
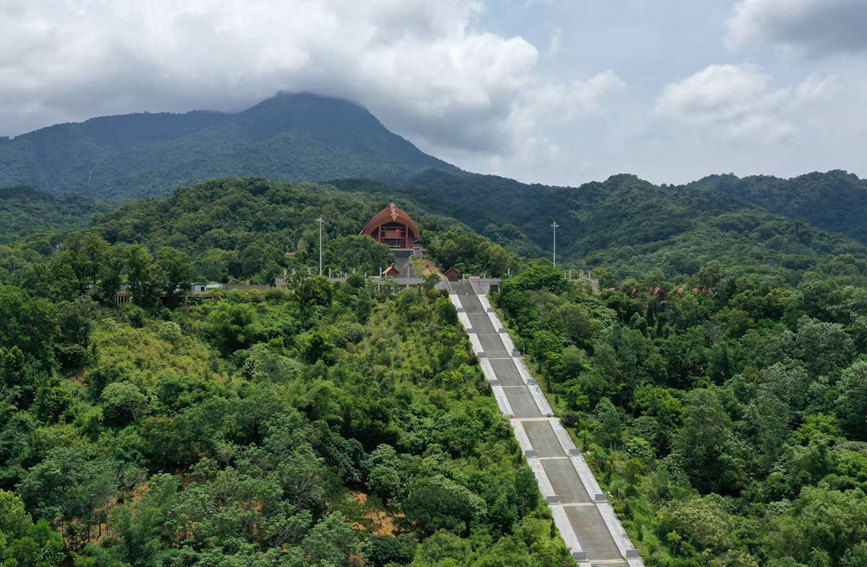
[4,91,866,284]
[335,171,867,283]
[1,168,866,567]
[0,93,453,199]
[0,266,570,565]
[493,264,867,566]
[0,187,108,243]
[0,177,507,287]
[0,177,526,287]
[689,170,867,245]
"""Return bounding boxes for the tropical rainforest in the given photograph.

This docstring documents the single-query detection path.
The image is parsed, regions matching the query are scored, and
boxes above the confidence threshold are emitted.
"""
[0,93,866,567]
[0,244,568,565]
[495,264,867,566]
[0,187,108,244]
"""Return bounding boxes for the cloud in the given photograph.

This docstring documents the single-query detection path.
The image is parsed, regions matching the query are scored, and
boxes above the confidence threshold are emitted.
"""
[547,27,563,56]
[0,0,619,167]
[655,64,836,142]
[503,71,624,161]
[726,0,867,54]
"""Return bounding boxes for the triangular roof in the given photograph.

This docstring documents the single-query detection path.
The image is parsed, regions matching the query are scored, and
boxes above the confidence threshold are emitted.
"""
[383,264,401,276]
[361,202,420,239]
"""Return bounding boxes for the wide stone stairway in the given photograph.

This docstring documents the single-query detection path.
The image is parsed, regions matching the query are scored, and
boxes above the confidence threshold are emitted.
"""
[448,281,643,567]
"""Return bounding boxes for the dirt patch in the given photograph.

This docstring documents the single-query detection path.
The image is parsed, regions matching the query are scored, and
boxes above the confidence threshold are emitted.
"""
[411,258,443,277]
[348,491,404,536]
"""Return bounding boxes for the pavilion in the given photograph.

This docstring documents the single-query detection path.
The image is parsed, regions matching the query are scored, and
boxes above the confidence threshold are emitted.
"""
[360,202,419,249]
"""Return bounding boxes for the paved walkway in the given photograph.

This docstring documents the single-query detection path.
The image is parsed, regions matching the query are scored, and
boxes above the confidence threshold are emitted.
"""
[449,281,643,567]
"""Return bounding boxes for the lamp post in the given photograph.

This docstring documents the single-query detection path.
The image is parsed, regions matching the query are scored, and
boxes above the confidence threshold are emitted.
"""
[551,221,559,266]
[316,217,325,276]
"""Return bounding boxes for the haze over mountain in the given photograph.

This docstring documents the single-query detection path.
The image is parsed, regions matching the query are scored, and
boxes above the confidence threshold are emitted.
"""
[0,93,454,199]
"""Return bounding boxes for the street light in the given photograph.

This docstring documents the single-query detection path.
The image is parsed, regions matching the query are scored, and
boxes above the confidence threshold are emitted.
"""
[316,217,325,276]
[550,221,559,266]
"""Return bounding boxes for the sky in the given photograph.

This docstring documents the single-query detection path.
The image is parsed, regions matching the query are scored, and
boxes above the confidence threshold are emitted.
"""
[1,0,865,186]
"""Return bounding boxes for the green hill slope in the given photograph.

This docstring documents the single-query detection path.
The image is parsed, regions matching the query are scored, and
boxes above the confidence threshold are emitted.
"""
[688,169,867,244]
[0,93,454,199]
[335,170,867,283]
[0,177,514,286]
[0,186,109,242]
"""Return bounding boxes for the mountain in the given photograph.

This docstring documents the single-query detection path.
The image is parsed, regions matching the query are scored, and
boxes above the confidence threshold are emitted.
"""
[0,93,454,199]
[55,177,483,282]
[687,169,867,244]
[334,169,867,282]
[0,186,109,243]
[3,92,866,283]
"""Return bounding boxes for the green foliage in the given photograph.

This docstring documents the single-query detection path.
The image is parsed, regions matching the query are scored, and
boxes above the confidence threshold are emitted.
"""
[100,382,148,426]
[0,93,454,200]
[363,535,414,567]
[17,446,117,546]
[0,285,58,366]
[325,235,393,276]
[403,475,487,534]
[0,489,64,567]
[0,187,108,244]
[494,264,867,565]
[0,275,563,565]
[427,229,518,277]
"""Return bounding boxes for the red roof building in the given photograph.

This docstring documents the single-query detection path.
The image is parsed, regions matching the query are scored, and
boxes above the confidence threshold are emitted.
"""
[444,267,461,281]
[361,202,420,249]
[383,264,401,277]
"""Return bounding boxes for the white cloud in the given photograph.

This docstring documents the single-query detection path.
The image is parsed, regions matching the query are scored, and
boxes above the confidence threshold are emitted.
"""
[656,64,772,123]
[727,0,867,54]
[0,0,618,168]
[504,71,624,161]
[656,64,837,142]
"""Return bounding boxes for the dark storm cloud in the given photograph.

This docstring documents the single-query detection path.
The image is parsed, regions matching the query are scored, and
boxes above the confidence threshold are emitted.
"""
[728,0,867,55]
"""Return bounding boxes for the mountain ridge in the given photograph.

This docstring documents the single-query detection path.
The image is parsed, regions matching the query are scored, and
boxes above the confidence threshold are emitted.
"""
[0,92,455,199]
[2,92,866,268]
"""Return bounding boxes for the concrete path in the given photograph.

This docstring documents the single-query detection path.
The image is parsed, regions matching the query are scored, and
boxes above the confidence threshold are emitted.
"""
[449,281,643,567]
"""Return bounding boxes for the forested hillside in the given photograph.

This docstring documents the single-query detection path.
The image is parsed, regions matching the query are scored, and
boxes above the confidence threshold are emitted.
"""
[0,266,570,565]
[0,93,453,199]
[0,186,108,243]
[0,178,522,309]
[689,170,867,245]
[1,170,866,567]
[494,264,867,566]
[3,91,866,282]
[336,171,867,284]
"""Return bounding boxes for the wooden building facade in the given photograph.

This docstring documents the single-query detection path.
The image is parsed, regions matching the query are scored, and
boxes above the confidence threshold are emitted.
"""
[360,202,420,249]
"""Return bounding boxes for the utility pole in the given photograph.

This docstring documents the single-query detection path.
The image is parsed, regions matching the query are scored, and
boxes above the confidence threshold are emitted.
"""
[551,221,559,266]
[316,217,325,276]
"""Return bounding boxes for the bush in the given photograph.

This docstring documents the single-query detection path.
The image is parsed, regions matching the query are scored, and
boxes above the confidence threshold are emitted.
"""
[402,475,487,535]
[101,381,149,425]
[363,535,414,566]
[156,321,183,344]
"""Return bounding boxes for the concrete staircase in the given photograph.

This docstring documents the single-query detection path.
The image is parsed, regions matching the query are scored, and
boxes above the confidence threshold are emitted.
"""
[448,281,643,567]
